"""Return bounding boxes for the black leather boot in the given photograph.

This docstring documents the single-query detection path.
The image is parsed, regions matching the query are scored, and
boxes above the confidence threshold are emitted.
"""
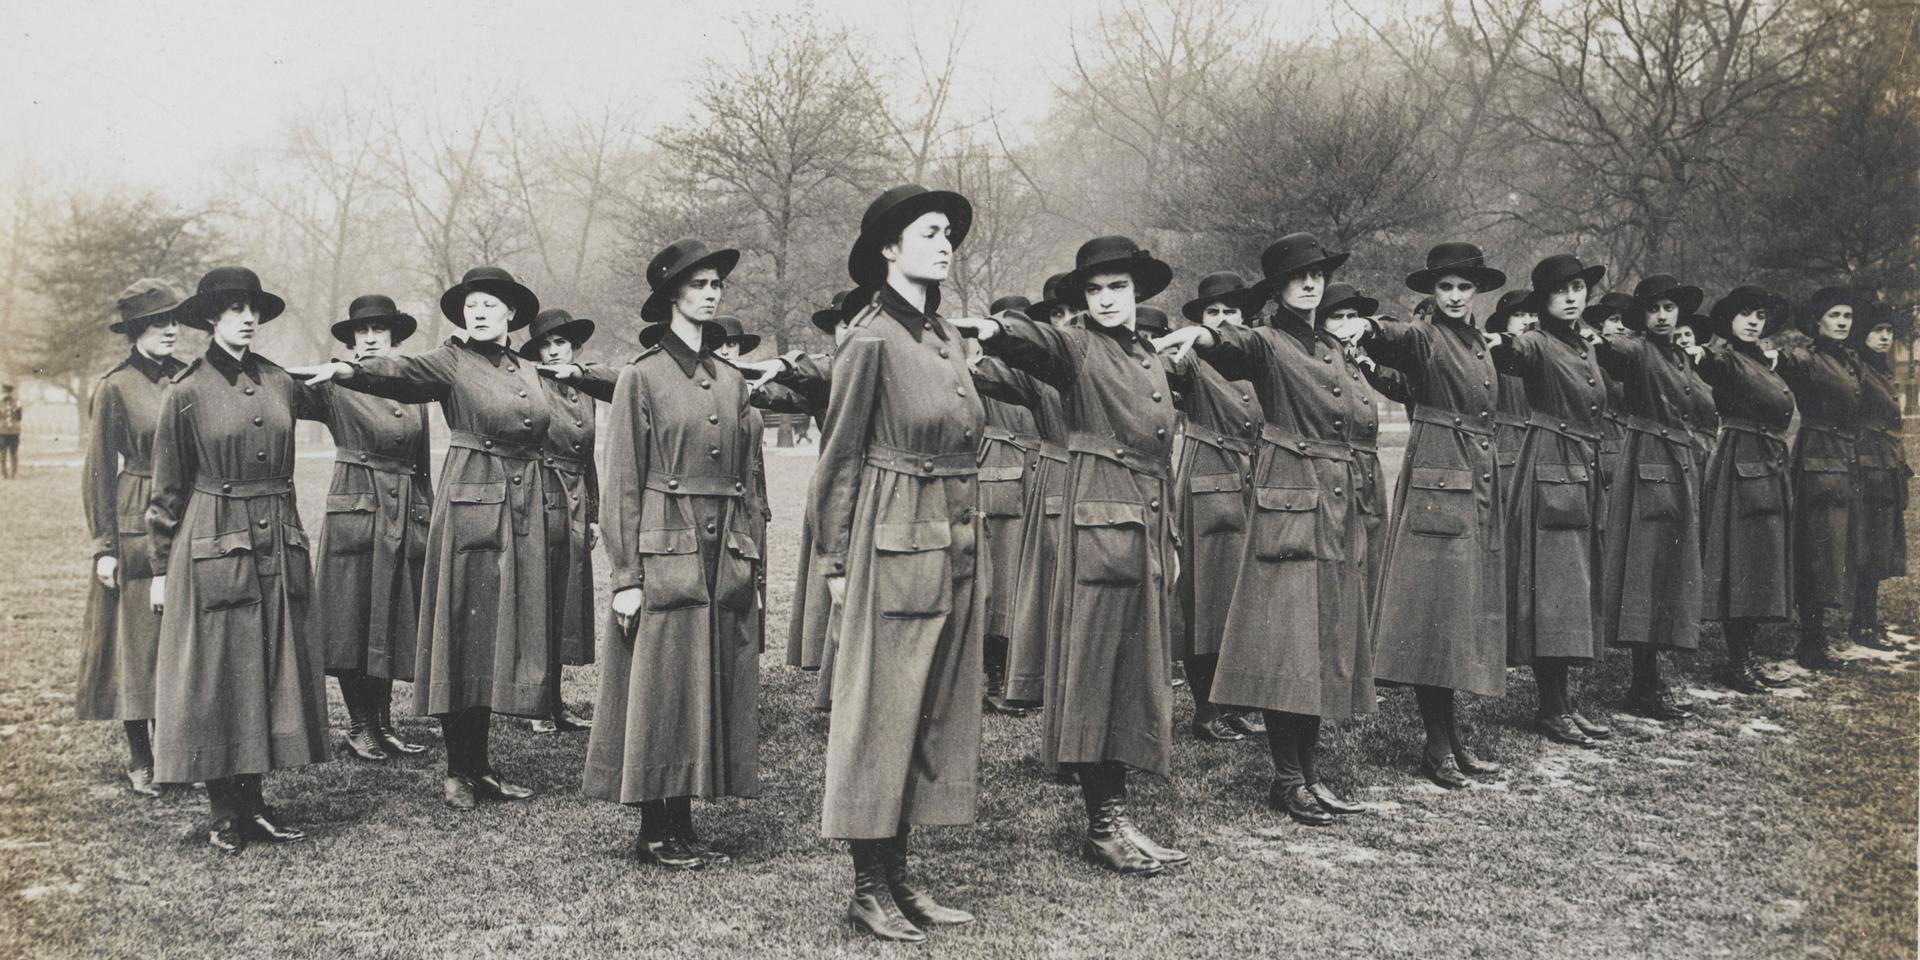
[441,712,477,810]
[1080,765,1163,876]
[1722,636,1769,695]
[205,778,246,855]
[466,710,534,801]
[124,720,160,798]
[1446,713,1502,777]
[236,775,305,843]
[371,679,426,755]
[1796,609,1839,671]
[847,839,925,942]
[1108,771,1188,865]
[634,800,704,870]
[340,676,389,762]
[674,797,730,865]
[887,828,974,926]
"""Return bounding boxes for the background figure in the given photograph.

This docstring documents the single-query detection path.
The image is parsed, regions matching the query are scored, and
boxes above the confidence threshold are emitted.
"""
[1849,304,1910,649]
[974,295,1042,718]
[0,383,21,478]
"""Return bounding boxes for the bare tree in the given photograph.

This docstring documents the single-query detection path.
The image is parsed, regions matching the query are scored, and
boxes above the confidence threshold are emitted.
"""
[504,102,648,314]
[870,3,976,182]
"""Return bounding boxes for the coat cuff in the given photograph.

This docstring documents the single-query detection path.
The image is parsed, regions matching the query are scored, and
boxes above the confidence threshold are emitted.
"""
[609,565,642,593]
[817,552,848,577]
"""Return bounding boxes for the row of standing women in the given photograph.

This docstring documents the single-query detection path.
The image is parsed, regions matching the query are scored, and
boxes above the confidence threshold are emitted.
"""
[72,182,1909,944]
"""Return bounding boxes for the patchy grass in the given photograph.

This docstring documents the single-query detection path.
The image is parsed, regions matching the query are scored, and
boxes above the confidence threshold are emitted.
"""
[0,435,1913,960]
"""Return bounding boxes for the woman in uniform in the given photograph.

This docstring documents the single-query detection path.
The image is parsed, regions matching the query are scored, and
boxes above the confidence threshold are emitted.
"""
[1487,290,1538,505]
[1852,305,1912,648]
[1585,292,1634,524]
[77,280,189,797]
[1673,312,1719,481]
[583,239,762,872]
[1695,286,1795,692]
[148,267,331,853]
[293,266,551,809]
[312,295,432,761]
[976,295,1043,717]
[1322,283,1406,614]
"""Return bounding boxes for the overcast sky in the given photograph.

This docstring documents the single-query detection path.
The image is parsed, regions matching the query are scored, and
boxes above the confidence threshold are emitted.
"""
[1,0,1404,197]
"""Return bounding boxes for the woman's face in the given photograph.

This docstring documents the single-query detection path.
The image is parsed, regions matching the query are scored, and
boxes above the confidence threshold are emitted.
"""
[1047,305,1076,326]
[1672,326,1697,350]
[1201,302,1242,329]
[885,212,954,284]
[211,299,259,353]
[1645,298,1680,337]
[1816,304,1853,341]
[464,293,512,342]
[1865,323,1895,354]
[1082,272,1137,328]
[715,339,742,361]
[1730,309,1766,343]
[1503,310,1540,335]
[1432,275,1476,320]
[1324,307,1363,329]
[134,319,179,358]
[674,268,724,322]
[1546,279,1586,323]
[1601,314,1628,336]
[1280,270,1325,313]
[538,334,575,364]
[353,322,393,359]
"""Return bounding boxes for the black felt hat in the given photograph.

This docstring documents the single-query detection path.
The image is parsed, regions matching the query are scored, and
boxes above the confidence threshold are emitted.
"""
[516,308,596,360]
[1582,292,1638,328]
[1025,272,1074,323]
[1631,274,1705,318]
[1796,285,1863,338]
[439,266,538,330]
[1854,301,1916,343]
[810,288,872,336]
[180,267,287,330]
[1486,289,1538,331]
[989,294,1032,317]
[1315,282,1380,323]
[710,314,761,354]
[1707,286,1787,339]
[1529,254,1607,300]
[111,278,188,334]
[1407,242,1505,295]
[846,184,973,288]
[641,240,739,324]
[1182,271,1266,323]
[1062,236,1172,308]
[332,294,419,347]
[1134,305,1172,335]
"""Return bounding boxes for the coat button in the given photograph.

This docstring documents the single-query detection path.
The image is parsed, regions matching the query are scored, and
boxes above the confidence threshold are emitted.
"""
[517,390,527,398]
[955,386,966,397]
[1114,448,1127,459]
[667,478,680,489]
[699,379,710,389]
[221,482,233,493]
[393,408,404,417]
[257,518,270,529]
[544,457,555,466]
[712,448,724,459]
[1241,393,1251,402]
[1141,360,1151,369]
[1437,479,1448,488]
[522,417,533,427]
[1453,416,1462,425]
[252,416,263,426]
[1151,391,1163,402]
[1479,440,1489,450]
[921,458,934,471]
[1244,420,1253,430]
[255,451,267,461]
[705,521,717,534]
[708,414,719,424]
[1482,380,1491,388]
[1559,422,1569,430]
[938,347,950,359]
[1333,486,1344,496]
[511,475,523,485]
[1482,472,1492,482]
[484,439,495,449]
[734,481,745,493]
[1332,386,1342,396]
[1155,427,1166,438]
[1149,498,1161,510]
[1323,355,1333,364]
[243,386,255,395]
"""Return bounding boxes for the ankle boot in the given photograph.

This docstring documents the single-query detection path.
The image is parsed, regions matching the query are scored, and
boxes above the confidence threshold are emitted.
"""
[1080,766,1163,876]
[123,720,160,798]
[236,775,305,843]
[465,712,534,801]
[1108,772,1188,865]
[340,677,389,761]
[1444,709,1501,776]
[673,797,729,865]
[633,800,704,870]
[847,839,925,942]
[205,778,246,855]
[1722,637,1769,695]
[371,680,426,755]
[1797,610,1838,670]
[886,828,974,926]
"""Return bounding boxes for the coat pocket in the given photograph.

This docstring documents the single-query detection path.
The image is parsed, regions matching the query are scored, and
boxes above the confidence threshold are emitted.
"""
[283,523,313,600]
[1188,472,1247,537]
[1798,457,1854,508]
[1734,460,1787,517]
[1043,494,1064,517]
[977,464,1025,518]
[447,481,507,553]
[1404,467,1472,538]
[190,530,260,612]
[1071,501,1147,586]
[406,491,431,562]
[114,486,153,580]
[324,492,378,555]
[638,526,708,611]
[1250,486,1318,560]
[873,519,954,617]
[1533,463,1592,531]
[543,489,569,545]
[1634,461,1684,523]
[714,521,761,612]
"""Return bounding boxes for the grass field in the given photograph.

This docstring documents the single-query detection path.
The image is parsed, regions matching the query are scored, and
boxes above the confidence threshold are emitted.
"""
[0,438,1914,959]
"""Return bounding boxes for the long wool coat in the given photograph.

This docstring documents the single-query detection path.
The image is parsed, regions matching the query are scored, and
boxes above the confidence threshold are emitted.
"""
[146,349,330,783]
[1857,354,1909,583]
[582,329,761,804]
[1696,341,1795,621]
[338,337,558,718]
[1493,327,1607,664]
[309,387,432,680]
[759,353,834,677]
[1167,353,1260,662]
[812,288,985,839]
[978,397,1038,640]
[983,315,1178,774]
[1678,357,1718,481]
[536,373,600,666]
[1201,313,1380,718]
[1493,369,1531,504]
[972,357,1067,706]
[1596,333,1703,651]
[1355,351,1409,609]
[76,350,185,721]
[1365,315,1507,697]
[1777,341,1864,610]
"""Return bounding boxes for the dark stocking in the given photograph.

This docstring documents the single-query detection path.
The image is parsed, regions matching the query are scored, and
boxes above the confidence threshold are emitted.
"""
[1535,660,1570,717]
[123,720,153,769]
[1185,655,1219,720]
[1262,711,1319,787]
[1413,686,1452,764]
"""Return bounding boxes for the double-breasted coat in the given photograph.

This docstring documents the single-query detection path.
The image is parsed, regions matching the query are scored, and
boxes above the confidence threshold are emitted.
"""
[146,348,330,783]
[971,357,1067,706]
[582,328,761,804]
[1167,354,1260,663]
[309,387,432,680]
[1493,327,1608,664]
[982,315,1179,773]
[1595,333,1703,651]
[1364,315,1507,697]
[1696,341,1796,621]
[812,287,985,839]
[1776,341,1864,610]
[1200,312,1379,719]
[978,397,1038,640]
[336,337,558,718]
[1857,354,1909,583]
[536,374,601,666]
[76,350,184,720]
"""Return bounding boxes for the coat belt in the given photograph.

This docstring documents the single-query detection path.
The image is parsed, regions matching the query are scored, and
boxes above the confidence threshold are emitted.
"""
[1493,410,1529,428]
[1182,420,1254,456]
[192,474,293,498]
[1624,414,1692,442]
[1257,423,1353,462]
[120,465,153,479]
[1718,417,1788,444]
[1410,404,1495,437]
[335,446,417,475]
[1799,417,1859,442]
[447,429,543,461]
[1525,411,1602,443]
[865,442,978,478]
[643,473,746,497]
[1035,440,1068,463]
[1067,431,1170,480]
[540,451,590,476]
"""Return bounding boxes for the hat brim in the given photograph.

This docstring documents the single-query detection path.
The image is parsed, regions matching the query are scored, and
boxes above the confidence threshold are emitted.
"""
[1317,292,1380,321]
[1795,291,1867,337]
[846,191,974,288]
[441,278,539,330]
[1181,287,1268,324]
[109,302,185,335]
[179,290,288,331]
[1063,255,1173,309]
[810,308,841,336]
[1635,284,1704,318]
[1711,294,1788,339]
[726,333,763,354]
[332,312,420,348]
[1265,251,1352,286]
[1532,264,1608,299]
[516,318,596,359]
[641,249,742,324]
[1405,265,1507,295]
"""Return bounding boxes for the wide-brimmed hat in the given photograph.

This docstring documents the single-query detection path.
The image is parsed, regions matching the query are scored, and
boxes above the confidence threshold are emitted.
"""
[1134,305,1172,335]
[989,294,1032,318]
[1630,274,1704,319]
[710,315,761,354]
[810,288,872,336]
[1316,282,1379,322]
[331,294,418,347]
[1677,312,1714,341]
[1582,292,1638,328]
[1854,301,1916,343]
[1486,289,1537,330]
[1026,272,1073,322]
[440,266,538,330]
[1796,285,1862,337]
[111,278,188,334]
[1406,242,1505,295]
[846,184,973,288]
[180,267,287,330]
[1182,271,1265,323]
[1062,236,1172,307]
[516,308,596,360]
[1260,234,1350,287]
[638,317,726,351]
[1528,254,1607,301]
[1707,285,1786,338]
[640,240,739,325]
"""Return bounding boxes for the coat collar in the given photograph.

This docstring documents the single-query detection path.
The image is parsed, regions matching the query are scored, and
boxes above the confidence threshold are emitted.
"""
[125,348,184,383]
[455,334,516,368]
[876,283,947,342]
[1270,303,1327,351]
[657,323,721,379]
[204,343,263,384]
